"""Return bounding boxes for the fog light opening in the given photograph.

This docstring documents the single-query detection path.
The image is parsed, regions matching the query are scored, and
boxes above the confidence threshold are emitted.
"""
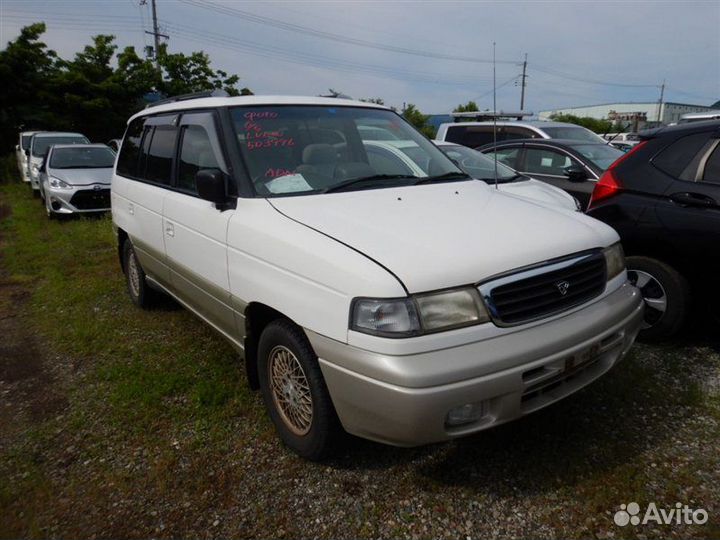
[51,200,62,211]
[446,401,487,427]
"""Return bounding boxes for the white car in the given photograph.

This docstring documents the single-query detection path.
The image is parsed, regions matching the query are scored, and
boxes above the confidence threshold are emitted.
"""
[433,141,580,211]
[112,93,643,459]
[27,132,89,193]
[16,130,39,183]
[436,119,607,148]
[38,144,114,217]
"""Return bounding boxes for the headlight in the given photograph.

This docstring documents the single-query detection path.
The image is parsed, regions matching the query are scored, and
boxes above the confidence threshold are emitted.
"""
[49,177,71,189]
[351,288,490,337]
[31,165,39,177]
[573,196,582,211]
[603,243,625,280]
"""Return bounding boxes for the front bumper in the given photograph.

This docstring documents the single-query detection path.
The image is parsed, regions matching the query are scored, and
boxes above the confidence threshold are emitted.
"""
[309,281,643,446]
[45,184,111,214]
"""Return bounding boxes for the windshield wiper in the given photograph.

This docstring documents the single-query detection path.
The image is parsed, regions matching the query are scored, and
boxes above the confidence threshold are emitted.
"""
[413,172,470,185]
[323,174,418,194]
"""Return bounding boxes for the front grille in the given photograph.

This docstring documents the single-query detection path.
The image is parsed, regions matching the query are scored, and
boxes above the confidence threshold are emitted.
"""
[70,188,110,210]
[482,253,606,325]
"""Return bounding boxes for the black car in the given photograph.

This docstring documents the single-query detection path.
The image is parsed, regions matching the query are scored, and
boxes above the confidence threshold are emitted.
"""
[587,120,720,341]
[478,139,624,209]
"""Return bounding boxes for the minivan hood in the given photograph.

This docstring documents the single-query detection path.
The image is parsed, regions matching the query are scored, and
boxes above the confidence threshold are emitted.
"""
[269,181,618,293]
[50,168,113,186]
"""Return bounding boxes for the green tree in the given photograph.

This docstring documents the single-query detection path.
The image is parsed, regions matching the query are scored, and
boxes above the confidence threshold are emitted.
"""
[453,100,479,113]
[402,103,435,138]
[0,24,252,152]
[360,97,385,105]
[548,113,615,134]
[158,45,242,96]
[0,22,58,150]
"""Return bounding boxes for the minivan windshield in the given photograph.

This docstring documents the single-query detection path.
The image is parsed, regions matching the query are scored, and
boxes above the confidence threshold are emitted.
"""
[50,147,116,169]
[437,144,520,183]
[230,106,466,196]
[32,135,89,157]
[542,126,606,143]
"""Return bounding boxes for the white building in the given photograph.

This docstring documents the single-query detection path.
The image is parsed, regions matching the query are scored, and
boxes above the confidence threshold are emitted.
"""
[538,101,715,127]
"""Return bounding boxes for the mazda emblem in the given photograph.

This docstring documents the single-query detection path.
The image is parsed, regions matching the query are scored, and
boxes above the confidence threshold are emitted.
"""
[556,280,570,295]
[93,185,102,191]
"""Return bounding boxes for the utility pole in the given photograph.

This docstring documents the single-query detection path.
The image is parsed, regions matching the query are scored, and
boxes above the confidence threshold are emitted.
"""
[656,79,665,125]
[520,53,528,111]
[142,0,168,70]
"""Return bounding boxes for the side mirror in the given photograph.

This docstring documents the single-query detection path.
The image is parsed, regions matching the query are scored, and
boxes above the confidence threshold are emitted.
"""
[196,169,228,205]
[564,165,588,182]
[15,145,20,151]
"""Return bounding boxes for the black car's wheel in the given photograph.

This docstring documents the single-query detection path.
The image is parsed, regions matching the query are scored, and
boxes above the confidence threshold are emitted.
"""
[627,256,689,342]
[257,319,339,460]
[122,240,158,309]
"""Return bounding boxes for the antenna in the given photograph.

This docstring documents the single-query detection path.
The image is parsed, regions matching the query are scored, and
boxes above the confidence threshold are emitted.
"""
[492,41,498,190]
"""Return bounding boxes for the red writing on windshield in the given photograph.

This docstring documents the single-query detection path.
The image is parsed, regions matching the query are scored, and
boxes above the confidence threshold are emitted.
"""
[264,167,293,178]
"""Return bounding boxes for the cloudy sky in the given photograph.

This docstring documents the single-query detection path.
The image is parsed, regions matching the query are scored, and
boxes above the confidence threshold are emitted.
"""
[2,0,719,114]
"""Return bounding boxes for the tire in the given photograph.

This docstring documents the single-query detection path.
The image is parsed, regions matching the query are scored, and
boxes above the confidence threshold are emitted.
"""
[626,256,689,342]
[122,240,158,309]
[257,319,339,460]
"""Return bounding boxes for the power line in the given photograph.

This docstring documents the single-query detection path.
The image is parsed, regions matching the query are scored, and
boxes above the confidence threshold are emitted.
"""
[163,21,493,87]
[530,64,660,89]
[176,0,521,66]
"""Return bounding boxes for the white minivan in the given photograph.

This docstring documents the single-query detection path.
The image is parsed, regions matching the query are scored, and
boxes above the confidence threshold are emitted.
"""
[112,94,644,459]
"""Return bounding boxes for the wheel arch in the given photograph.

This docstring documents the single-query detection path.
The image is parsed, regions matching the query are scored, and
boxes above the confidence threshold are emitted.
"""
[117,227,129,273]
[243,302,304,390]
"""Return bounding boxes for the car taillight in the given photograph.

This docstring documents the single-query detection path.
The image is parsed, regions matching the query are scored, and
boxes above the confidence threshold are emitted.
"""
[588,140,647,209]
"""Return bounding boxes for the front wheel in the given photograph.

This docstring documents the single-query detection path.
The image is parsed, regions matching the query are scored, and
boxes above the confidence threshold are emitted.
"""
[626,256,689,342]
[257,320,339,460]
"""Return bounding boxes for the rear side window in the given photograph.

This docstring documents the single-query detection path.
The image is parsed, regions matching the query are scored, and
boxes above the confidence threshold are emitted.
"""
[702,144,720,184]
[116,118,145,178]
[652,132,712,178]
[445,126,495,148]
[178,125,221,192]
[144,126,178,185]
[524,148,575,176]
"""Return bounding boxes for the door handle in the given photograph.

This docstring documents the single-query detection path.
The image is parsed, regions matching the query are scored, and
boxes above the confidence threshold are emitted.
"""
[128,202,134,215]
[669,192,716,208]
[165,222,175,238]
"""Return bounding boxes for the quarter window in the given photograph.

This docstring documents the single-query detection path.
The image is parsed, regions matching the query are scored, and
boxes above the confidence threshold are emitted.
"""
[178,125,221,192]
[145,126,178,185]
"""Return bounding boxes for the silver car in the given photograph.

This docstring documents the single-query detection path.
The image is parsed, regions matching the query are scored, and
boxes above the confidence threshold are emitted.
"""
[39,144,114,217]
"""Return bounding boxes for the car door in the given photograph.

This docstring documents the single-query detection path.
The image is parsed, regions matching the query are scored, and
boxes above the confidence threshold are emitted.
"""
[655,133,720,269]
[162,111,237,339]
[520,145,595,207]
[115,115,175,288]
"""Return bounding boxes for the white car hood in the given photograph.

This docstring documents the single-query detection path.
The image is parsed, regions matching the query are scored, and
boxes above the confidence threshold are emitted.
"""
[497,178,577,211]
[51,168,113,186]
[269,181,618,293]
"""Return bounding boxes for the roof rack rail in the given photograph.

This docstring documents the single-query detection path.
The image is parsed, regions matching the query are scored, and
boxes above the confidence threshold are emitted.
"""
[450,110,533,121]
[145,89,230,109]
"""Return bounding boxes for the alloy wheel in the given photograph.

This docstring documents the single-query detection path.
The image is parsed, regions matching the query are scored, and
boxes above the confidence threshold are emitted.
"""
[127,251,141,300]
[268,345,313,436]
[628,269,668,329]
